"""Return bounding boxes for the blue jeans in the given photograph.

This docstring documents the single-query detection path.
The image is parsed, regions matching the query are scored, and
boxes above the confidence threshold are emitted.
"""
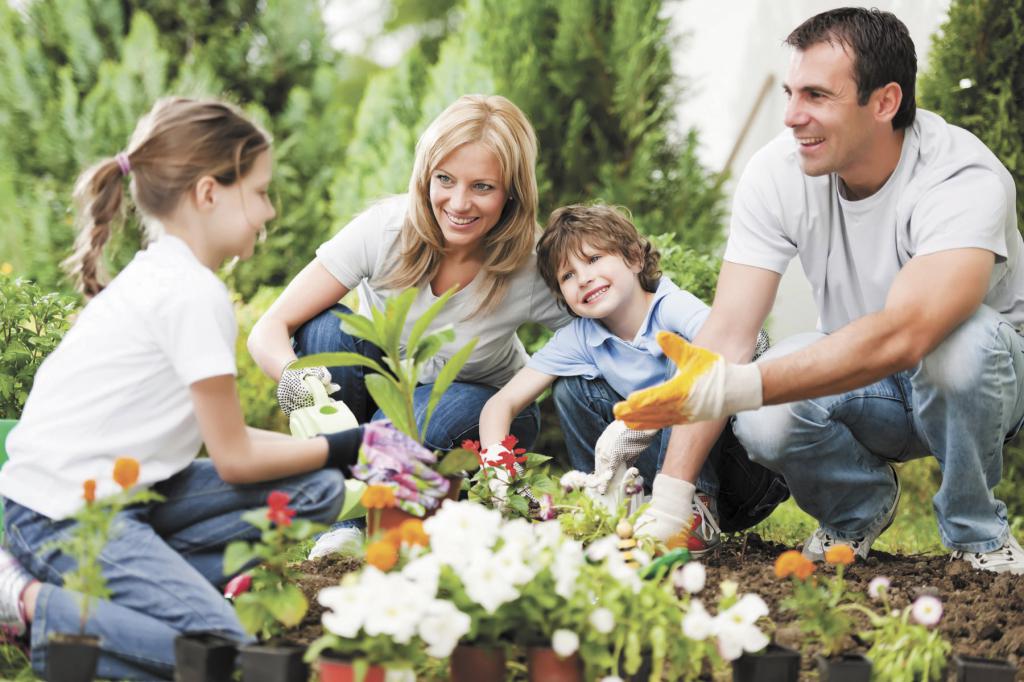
[552,375,789,532]
[733,305,1024,553]
[3,460,343,680]
[294,304,541,451]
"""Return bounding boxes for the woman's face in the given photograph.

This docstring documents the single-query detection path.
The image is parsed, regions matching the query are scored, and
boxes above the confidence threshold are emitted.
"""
[429,142,508,255]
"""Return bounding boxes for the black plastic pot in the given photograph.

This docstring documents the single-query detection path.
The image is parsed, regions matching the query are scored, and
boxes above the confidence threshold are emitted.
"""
[815,653,872,682]
[239,644,308,682]
[953,653,1017,682]
[732,643,800,682]
[174,632,238,682]
[46,633,100,682]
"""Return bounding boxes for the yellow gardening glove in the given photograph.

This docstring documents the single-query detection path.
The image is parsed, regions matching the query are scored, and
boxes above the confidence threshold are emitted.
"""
[613,331,763,428]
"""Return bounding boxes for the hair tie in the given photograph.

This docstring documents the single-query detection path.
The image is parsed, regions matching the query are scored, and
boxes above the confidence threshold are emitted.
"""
[115,152,132,177]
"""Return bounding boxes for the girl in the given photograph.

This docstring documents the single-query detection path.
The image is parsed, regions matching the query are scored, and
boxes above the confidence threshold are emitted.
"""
[0,98,361,680]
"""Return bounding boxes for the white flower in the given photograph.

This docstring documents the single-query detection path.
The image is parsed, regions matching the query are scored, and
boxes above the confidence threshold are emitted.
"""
[959,78,973,89]
[674,562,706,594]
[560,470,589,491]
[533,520,564,553]
[600,677,624,682]
[867,576,891,601]
[585,534,619,562]
[458,550,522,613]
[682,599,714,641]
[551,540,585,599]
[552,629,580,658]
[424,500,503,567]
[318,584,367,638]
[362,571,428,644]
[713,594,770,661]
[911,595,943,627]
[604,550,643,593]
[494,543,538,586]
[384,669,416,682]
[499,518,536,556]
[589,607,615,634]
[401,554,441,595]
[418,599,471,658]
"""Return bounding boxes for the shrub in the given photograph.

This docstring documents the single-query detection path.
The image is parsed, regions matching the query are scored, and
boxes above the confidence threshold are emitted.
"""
[233,286,288,433]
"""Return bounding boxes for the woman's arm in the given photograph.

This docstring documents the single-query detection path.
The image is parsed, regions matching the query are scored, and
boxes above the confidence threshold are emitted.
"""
[479,367,556,445]
[247,259,350,381]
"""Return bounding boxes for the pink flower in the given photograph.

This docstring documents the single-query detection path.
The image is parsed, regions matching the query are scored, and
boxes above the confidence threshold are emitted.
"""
[911,595,943,627]
[538,494,556,520]
[867,576,891,601]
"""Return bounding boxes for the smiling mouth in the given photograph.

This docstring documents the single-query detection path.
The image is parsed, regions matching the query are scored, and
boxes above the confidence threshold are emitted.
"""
[444,210,478,226]
[583,286,609,303]
[796,136,825,147]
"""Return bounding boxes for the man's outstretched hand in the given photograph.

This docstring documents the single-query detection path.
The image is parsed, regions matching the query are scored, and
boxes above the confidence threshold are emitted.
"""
[613,331,764,428]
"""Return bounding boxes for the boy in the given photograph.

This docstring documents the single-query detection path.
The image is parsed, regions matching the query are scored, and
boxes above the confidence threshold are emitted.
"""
[479,204,787,551]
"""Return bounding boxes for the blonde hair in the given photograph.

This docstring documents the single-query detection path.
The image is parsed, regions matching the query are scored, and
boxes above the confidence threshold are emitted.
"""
[64,97,271,297]
[379,94,540,315]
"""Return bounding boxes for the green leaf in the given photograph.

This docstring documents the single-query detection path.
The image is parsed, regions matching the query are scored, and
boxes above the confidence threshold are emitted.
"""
[506,494,530,517]
[233,593,272,637]
[406,285,457,353]
[290,352,387,376]
[420,337,477,441]
[223,542,260,575]
[435,448,480,475]
[381,288,417,357]
[365,373,417,440]
[337,311,382,347]
[523,452,552,466]
[263,583,308,627]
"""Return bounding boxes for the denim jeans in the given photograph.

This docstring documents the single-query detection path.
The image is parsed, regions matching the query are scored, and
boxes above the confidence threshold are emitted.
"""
[733,305,1024,553]
[3,460,343,680]
[552,375,789,532]
[294,304,541,451]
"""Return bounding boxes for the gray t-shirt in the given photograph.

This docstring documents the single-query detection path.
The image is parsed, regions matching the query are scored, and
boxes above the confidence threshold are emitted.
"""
[725,109,1023,333]
[316,195,571,387]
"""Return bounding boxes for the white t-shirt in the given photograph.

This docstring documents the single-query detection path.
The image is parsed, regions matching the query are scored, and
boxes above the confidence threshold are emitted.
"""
[315,195,571,387]
[0,237,237,519]
[725,109,1023,333]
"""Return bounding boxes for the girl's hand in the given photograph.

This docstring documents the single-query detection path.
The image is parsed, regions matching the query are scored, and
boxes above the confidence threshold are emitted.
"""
[276,365,339,416]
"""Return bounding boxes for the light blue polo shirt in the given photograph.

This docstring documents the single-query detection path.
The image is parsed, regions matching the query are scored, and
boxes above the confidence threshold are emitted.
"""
[527,277,710,399]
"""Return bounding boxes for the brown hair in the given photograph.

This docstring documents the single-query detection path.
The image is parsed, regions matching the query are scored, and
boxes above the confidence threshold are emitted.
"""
[537,204,661,315]
[63,97,271,297]
[378,94,540,316]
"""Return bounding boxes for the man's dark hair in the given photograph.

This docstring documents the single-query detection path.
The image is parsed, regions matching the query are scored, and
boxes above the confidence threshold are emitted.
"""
[786,7,917,129]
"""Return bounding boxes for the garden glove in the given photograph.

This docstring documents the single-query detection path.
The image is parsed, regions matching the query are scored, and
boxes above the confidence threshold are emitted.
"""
[634,473,695,541]
[590,420,658,495]
[276,365,339,416]
[613,331,763,429]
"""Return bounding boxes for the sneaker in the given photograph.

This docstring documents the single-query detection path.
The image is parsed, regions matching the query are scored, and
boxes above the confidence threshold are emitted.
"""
[308,526,364,560]
[686,491,722,557]
[802,464,901,562]
[951,534,1024,575]
[0,548,32,637]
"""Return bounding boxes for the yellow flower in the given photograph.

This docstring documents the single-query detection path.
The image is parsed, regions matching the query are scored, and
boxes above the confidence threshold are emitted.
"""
[113,457,140,489]
[361,484,397,510]
[365,540,398,571]
[0,262,12,276]
[82,479,97,504]
[824,544,856,566]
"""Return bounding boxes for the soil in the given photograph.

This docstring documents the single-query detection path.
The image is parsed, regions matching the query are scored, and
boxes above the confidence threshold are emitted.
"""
[287,534,1024,679]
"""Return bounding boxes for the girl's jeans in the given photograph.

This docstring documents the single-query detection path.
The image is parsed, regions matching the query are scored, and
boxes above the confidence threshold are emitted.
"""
[294,304,541,451]
[4,460,343,680]
[733,305,1024,553]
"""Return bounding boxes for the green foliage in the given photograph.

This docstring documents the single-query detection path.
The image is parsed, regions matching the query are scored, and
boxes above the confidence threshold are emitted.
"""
[233,286,288,432]
[649,233,721,304]
[853,588,951,682]
[919,0,1023,228]
[779,562,859,658]
[0,272,78,418]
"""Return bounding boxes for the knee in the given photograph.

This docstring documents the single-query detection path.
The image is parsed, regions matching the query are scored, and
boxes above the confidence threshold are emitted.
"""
[733,401,820,469]
[293,304,353,356]
[552,376,585,416]
[914,306,1012,395]
[292,468,345,524]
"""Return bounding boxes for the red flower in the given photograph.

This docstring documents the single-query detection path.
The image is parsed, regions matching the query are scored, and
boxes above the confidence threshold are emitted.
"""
[495,446,528,478]
[266,490,296,527]
[462,439,481,453]
[500,435,527,455]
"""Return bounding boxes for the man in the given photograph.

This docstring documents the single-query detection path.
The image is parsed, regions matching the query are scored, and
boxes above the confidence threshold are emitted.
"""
[612,7,1024,574]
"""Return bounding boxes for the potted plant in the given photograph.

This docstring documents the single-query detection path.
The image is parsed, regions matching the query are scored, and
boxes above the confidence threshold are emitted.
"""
[46,457,162,682]
[951,652,1016,681]
[462,435,559,519]
[775,546,872,681]
[221,490,324,682]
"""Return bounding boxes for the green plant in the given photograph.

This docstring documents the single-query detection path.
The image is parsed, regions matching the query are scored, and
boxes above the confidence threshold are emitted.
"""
[0,272,78,418]
[463,438,560,518]
[649,234,721,305]
[223,490,324,640]
[775,547,859,657]
[232,286,287,432]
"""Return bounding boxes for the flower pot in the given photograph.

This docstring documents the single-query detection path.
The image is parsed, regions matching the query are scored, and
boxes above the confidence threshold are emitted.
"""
[732,643,800,682]
[317,653,387,682]
[815,653,872,682]
[450,644,506,681]
[239,643,308,682]
[953,653,1016,682]
[174,632,238,682]
[368,476,462,534]
[527,647,582,682]
[46,633,100,682]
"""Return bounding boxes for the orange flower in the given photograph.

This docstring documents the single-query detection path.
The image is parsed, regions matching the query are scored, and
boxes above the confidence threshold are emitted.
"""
[83,479,97,504]
[793,557,817,580]
[383,528,403,548]
[113,457,140,489]
[361,485,397,510]
[825,544,856,566]
[365,540,399,571]
[774,550,804,579]
[398,519,429,548]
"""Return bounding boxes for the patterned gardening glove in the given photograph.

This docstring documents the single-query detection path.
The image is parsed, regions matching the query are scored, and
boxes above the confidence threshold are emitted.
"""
[276,365,339,416]
[613,331,763,429]
[589,420,658,495]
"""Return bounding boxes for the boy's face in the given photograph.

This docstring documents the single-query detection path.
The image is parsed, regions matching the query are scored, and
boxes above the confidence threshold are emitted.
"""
[557,246,643,320]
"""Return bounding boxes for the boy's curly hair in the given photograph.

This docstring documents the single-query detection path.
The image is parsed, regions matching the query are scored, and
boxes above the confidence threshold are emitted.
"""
[537,204,661,315]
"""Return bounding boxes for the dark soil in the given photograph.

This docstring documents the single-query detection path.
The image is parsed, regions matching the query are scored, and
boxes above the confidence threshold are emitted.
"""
[287,534,1024,679]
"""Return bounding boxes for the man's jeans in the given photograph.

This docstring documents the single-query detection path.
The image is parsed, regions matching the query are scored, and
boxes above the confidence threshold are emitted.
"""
[3,460,343,680]
[733,305,1024,553]
[295,304,540,451]
[552,375,789,532]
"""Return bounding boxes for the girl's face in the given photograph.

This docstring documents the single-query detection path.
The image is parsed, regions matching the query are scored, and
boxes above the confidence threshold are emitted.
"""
[211,150,276,262]
[429,142,507,256]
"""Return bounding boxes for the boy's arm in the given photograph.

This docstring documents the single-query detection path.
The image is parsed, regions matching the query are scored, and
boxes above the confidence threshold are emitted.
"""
[479,368,556,446]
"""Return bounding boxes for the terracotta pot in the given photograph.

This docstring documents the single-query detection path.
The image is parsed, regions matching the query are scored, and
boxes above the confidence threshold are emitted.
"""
[450,644,507,681]
[953,653,1016,682]
[368,476,461,534]
[317,654,387,682]
[238,643,308,682]
[814,653,872,682]
[174,632,238,682]
[732,643,800,682]
[527,647,582,682]
[46,633,100,682]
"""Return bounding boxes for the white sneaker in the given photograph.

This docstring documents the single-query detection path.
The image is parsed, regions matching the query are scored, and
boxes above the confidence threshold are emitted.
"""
[307,526,364,560]
[803,465,900,562]
[951,534,1024,575]
[0,548,32,637]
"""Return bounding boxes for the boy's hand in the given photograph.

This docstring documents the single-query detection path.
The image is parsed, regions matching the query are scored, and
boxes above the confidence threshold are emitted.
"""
[591,421,658,494]
[613,331,763,428]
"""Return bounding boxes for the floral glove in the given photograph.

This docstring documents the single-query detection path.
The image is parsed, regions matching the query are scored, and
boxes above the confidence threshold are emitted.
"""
[276,365,339,416]
[590,420,658,495]
[613,331,763,428]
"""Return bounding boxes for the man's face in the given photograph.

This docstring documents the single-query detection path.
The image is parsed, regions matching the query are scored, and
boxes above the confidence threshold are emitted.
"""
[782,41,878,180]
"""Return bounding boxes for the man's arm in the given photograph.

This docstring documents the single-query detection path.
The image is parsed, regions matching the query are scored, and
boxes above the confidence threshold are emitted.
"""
[759,248,994,404]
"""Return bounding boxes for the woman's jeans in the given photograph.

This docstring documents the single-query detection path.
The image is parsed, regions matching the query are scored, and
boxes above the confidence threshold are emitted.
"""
[3,460,343,680]
[733,305,1024,553]
[552,375,790,533]
[295,304,541,451]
